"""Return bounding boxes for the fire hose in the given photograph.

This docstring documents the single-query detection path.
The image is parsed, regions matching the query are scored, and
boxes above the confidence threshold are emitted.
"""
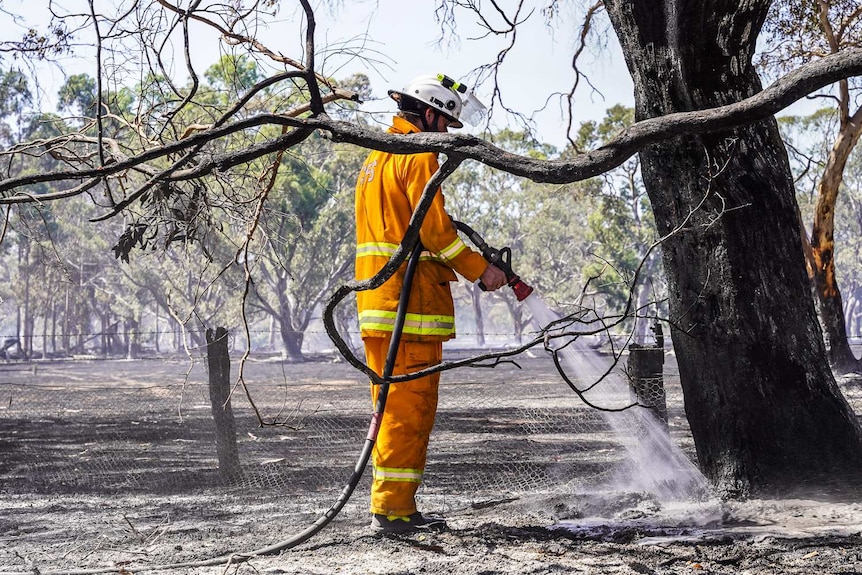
[452,220,534,302]
[234,239,426,558]
[242,223,534,557]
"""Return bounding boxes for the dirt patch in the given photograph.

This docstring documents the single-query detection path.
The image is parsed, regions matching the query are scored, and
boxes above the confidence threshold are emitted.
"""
[2,354,862,574]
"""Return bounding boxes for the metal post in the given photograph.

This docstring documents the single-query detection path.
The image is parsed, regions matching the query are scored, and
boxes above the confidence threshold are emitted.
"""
[627,322,668,431]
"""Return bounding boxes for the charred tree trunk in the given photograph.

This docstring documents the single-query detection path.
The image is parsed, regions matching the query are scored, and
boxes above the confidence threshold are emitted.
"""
[605,0,862,496]
[810,263,857,373]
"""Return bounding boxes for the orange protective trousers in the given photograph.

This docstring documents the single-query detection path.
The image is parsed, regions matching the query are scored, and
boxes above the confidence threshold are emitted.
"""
[364,336,441,517]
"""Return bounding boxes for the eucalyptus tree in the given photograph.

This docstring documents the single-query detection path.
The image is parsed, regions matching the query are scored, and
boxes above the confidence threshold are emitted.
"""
[574,104,663,343]
[760,0,862,372]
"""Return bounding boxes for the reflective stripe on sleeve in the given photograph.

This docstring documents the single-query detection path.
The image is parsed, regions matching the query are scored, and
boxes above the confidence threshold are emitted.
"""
[438,237,469,262]
[372,465,424,483]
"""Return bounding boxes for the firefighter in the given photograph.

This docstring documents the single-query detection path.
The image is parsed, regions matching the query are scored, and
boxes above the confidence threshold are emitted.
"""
[355,74,507,533]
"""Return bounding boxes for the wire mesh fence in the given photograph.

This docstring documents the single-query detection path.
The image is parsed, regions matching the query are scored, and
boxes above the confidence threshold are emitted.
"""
[0,346,689,571]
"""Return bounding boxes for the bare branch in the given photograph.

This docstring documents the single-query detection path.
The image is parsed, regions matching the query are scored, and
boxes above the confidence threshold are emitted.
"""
[1,46,861,207]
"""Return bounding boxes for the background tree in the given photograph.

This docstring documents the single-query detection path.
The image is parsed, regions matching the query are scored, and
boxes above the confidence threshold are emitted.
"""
[247,147,356,361]
[760,0,862,372]
[0,70,32,144]
[574,104,663,343]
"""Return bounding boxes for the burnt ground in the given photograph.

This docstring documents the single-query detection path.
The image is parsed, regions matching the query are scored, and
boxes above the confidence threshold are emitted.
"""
[1,351,862,575]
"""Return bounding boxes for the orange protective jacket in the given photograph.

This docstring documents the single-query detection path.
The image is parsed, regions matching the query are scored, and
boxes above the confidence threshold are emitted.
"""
[355,116,488,342]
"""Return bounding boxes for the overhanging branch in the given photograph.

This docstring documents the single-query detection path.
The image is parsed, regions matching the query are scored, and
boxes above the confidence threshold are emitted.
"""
[1,46,861,204]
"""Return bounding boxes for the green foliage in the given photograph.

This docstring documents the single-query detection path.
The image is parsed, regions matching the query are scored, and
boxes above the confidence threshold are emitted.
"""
[571,105,661,322]
[204,54,264,94]
[760,0,862,78]
[57,73,97,115]
[0,69,31,119]
[0,69,32,143]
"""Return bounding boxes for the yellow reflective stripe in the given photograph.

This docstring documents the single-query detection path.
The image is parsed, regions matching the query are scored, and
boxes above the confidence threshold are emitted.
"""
[373,465,424,483]
[359,310,398,332]
[357,242,398,257]
[439,237,469,262]
[359,310,455,336]
[357,242,440,262]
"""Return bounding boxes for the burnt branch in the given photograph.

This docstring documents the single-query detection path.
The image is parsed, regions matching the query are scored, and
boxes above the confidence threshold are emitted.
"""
[3,46,860,206]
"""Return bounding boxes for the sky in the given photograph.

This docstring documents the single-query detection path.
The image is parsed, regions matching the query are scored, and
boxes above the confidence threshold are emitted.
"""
[1,0,635,150]
[2,0,820,149]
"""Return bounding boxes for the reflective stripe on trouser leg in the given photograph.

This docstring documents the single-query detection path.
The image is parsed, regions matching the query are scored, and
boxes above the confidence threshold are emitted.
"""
[364,336,441,517]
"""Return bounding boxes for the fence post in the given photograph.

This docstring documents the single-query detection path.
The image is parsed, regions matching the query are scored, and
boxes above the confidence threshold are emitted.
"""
[206,327,241,479]
[627,323,668,431]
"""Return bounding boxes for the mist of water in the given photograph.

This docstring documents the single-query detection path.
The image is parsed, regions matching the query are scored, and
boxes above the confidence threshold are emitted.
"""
[523,292,710,503]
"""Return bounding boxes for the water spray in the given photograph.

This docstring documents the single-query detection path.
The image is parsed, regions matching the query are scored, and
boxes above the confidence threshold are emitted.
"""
[453,221,534,302]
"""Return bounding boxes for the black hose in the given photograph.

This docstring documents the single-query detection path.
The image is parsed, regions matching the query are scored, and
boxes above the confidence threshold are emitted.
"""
[238,240,425,558]
[452,220,488,253]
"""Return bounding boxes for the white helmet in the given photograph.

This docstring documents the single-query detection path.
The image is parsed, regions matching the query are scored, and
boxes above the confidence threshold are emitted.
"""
[389,74,487,129]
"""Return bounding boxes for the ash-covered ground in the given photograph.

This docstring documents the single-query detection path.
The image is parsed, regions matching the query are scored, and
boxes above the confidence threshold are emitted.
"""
[2,354,862,574]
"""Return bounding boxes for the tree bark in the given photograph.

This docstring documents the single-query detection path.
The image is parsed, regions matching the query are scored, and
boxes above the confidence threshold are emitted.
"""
[806,105,862,373]
[125,315,139,360]
[605,0,862,496]
[272,269,306,362]
[279,320,306,362]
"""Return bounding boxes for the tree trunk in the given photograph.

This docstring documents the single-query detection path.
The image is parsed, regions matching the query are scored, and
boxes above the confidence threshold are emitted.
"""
[41,305,48,359]
[280,320,306,362]
[847,284,862,339]
[272,271,306,361]
[62,288,70,355]
[51,299,57,355]
[470,284,486,347]
[605,0,862,496]
[811,267,857,373]
[22,254,31,357]
[806,106,862,373]
[100,312,109,358]
[153,304,161,354]
[126,316,139,360]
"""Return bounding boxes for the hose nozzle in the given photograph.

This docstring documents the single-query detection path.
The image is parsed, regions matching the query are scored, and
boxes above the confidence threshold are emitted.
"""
[452,220,534,302]
[509,277,534,302]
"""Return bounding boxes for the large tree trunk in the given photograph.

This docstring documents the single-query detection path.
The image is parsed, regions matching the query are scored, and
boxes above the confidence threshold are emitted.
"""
[604,0,862,496]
